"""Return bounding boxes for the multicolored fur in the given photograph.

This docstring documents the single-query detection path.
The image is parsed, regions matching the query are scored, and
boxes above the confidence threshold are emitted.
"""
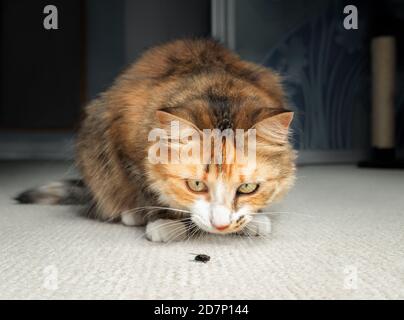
[16,39,296,242]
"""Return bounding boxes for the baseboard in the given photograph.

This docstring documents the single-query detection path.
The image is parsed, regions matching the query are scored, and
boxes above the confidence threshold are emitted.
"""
[296,150,368,165]
[0,132,75,160]
[0,132,377,165]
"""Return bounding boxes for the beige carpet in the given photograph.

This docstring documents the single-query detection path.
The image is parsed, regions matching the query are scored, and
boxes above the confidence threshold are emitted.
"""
[0,161,403,299]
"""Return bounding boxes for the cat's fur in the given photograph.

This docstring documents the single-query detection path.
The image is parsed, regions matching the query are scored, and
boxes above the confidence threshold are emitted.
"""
[16,39,296,242]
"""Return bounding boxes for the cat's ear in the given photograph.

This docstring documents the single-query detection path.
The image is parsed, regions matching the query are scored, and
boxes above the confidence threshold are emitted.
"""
[252,112,293,144]
[155,110,201,139]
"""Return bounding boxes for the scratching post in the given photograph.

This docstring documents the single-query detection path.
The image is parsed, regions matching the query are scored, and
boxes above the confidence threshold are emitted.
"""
[359,34,404,168]
[371,36,395,153]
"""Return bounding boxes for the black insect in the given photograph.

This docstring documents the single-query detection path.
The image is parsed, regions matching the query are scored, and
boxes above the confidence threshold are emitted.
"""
[192,254,211,263]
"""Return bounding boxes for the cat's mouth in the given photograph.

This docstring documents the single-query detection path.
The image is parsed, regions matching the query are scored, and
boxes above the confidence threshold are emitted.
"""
[191,214,252,235]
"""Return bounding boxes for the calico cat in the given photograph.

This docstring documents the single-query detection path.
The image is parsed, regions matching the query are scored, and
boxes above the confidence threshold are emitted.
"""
[16,39,296,242]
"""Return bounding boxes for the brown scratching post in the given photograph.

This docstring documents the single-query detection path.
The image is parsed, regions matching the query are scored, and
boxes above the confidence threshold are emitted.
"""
[359,35,404,168]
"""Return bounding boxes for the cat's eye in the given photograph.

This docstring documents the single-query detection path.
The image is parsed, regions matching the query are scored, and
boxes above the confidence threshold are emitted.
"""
[186,180,208,193]
[237,183,259,195]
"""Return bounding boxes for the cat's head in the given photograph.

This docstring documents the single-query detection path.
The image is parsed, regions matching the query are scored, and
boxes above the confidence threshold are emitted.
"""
[146,108,296,234]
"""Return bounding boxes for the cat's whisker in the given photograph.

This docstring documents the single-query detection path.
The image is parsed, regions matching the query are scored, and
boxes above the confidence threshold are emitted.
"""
[118,186,291,245]
[242,226,254,242]
[246,226,265,241]
[142,209,163,220]
[133,230,148,242]
[198,229,206,242]
[165,227,187,243]
[132,219,190,243]
[151,219,188,230]
[257,211,314,218]
[175,225,194,241]
[121,206,191,217]
[194,229,204,243]
[247,220,271,226]
[185,224,200,243]
[198,226,208,241]
[184,227,194,242]
[120,206,192,230]
[165,224,192,243]
[123,207,150,214]
[121,207,156,215]
[244,225,271,241]
[190,215,210,232]
[121,207,192,225]
[103,214,122,223]
[142,220,185,235]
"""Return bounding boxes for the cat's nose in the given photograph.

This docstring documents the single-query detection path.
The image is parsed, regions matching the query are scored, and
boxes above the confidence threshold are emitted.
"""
[212,223,230,231]
[210,204,231,231]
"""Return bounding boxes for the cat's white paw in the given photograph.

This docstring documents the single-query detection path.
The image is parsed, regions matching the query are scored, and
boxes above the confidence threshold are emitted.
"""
[121,212,146,226]
[243,215,271,236]
[145,219,188,242]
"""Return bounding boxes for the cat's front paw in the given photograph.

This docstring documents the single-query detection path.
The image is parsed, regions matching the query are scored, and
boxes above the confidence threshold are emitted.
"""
[241,215,271,236]
[145,219,188,242]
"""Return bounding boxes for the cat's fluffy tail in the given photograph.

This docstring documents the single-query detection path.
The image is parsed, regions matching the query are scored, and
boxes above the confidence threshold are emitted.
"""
[15,179,90,205]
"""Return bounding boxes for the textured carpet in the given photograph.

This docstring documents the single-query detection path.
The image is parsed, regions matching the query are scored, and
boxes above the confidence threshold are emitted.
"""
[0,161,403,299]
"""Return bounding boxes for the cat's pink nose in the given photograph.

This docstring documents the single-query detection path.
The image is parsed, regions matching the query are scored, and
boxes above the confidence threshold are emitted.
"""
[213,224,230,231]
